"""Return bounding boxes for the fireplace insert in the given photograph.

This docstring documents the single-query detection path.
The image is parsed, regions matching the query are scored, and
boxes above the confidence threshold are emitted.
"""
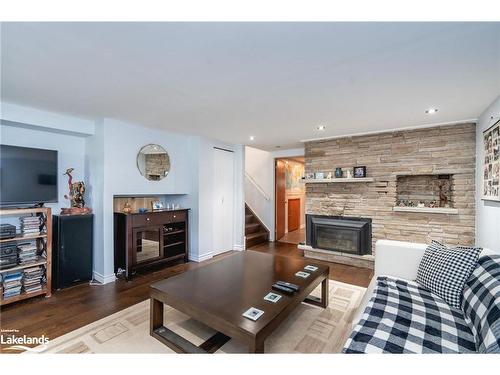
[306,214,372,255]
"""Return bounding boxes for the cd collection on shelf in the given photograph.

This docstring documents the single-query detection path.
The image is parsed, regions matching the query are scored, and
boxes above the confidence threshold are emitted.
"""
[0,265,45,299]
[19,215,42,235]
[18,241,39,264]
[1,271,23,299]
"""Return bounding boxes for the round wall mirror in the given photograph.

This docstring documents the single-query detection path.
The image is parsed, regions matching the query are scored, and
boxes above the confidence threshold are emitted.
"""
[137,144,170,181]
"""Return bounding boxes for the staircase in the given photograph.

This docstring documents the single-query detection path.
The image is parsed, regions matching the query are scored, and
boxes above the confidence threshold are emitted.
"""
[245,204,269,248]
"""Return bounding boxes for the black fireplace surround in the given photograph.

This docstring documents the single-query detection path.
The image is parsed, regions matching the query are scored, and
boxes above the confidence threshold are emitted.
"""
[306,214,372,256]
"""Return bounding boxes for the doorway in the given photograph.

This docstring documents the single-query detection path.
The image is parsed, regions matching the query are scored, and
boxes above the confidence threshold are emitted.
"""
[275,157,306,245]
[213,147,235,255]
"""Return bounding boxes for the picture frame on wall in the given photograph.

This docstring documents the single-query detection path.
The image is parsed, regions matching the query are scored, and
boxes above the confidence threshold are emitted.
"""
[482,119,500,201]
[353,166,367,178]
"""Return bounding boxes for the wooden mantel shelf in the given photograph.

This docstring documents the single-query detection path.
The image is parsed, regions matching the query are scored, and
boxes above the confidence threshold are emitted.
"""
[302,177,375,184]
[393,206,458,215]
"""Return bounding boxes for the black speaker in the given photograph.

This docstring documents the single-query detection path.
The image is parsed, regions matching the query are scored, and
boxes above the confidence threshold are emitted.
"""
[53,214,93,289]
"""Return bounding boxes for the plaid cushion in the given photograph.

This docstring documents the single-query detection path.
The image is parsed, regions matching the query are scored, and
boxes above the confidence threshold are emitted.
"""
[343,276,477,353]
[416,241,482,308]
[461,255,500,353]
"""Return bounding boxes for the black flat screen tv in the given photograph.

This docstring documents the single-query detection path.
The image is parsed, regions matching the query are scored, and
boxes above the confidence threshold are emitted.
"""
[0,144,58,206]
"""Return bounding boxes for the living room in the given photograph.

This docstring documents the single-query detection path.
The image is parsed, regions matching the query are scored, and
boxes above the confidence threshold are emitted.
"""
[1,2,500,374]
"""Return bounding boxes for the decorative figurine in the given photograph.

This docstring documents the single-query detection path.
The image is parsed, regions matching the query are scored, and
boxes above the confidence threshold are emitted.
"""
[61,168,92,215]
[122,202,132,214]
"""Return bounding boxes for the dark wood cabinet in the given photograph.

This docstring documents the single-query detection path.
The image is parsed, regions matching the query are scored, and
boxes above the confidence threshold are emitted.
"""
[114,209,189,279]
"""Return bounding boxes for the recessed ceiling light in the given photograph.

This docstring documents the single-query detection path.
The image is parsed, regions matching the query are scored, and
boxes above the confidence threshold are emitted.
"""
[317,125,326,131]
[249,136,255,141]
[425,108,438,114]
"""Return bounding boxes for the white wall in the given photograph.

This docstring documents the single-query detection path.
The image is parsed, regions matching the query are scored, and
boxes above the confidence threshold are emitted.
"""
[87,119,245,281]
[84,120,106,281]
[476,94,500,251]
[87,118,194,282]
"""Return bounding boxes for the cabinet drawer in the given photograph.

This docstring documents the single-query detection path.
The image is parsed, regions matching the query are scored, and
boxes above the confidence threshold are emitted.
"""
[168,211,186,223]
[131,211,187,227]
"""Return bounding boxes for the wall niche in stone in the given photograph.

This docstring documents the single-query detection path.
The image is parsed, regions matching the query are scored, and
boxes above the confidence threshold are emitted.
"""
[396,174,453,209]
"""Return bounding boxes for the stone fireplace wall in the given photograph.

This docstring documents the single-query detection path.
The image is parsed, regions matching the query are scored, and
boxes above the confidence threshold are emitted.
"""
[305,123,476,253]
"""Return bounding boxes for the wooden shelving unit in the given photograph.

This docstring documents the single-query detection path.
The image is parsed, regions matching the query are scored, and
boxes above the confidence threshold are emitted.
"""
[0,287,48,305]
[0,207,52,306]
[0,257,47,274]
[0,233,47,244]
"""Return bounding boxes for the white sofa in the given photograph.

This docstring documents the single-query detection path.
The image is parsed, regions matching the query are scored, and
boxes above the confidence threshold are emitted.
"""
[344,240,500,353]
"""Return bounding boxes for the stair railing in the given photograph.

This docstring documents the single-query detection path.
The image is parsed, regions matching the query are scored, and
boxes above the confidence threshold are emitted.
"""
[244,172,271,201]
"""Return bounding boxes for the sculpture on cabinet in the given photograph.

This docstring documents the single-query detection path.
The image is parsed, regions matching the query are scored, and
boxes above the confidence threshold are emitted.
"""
[61,168,92,215]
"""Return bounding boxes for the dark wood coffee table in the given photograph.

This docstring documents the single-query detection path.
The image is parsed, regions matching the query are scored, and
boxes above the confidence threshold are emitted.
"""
[150,251,329,353]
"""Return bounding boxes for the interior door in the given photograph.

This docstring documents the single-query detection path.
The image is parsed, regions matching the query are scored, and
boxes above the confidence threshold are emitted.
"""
[288,198,300,232]
[213,148,235,255]
[275,159,286,240]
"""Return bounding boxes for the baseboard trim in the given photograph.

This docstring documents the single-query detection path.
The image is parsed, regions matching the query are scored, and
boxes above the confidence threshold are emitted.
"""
[189,252,214,262]
[92,271,116,284]
[233,244,245,251]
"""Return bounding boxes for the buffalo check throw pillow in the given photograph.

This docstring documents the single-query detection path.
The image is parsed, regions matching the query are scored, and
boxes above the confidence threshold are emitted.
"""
[416,241,482,308]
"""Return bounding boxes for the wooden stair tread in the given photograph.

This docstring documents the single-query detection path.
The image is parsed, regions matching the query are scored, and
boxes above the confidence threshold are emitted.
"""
[244,203,269,248]
[245,231,268,239]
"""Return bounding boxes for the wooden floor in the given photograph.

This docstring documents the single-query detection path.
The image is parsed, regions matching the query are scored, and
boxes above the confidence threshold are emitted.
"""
[250,241,373,287]
[0,242,372,352]
[277,227,306,245]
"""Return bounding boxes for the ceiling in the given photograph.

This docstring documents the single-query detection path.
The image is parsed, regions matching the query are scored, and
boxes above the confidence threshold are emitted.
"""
[1,22,499,150]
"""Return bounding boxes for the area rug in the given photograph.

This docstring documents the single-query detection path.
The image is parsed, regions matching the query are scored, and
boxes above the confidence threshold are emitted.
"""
[34,280,366,354]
